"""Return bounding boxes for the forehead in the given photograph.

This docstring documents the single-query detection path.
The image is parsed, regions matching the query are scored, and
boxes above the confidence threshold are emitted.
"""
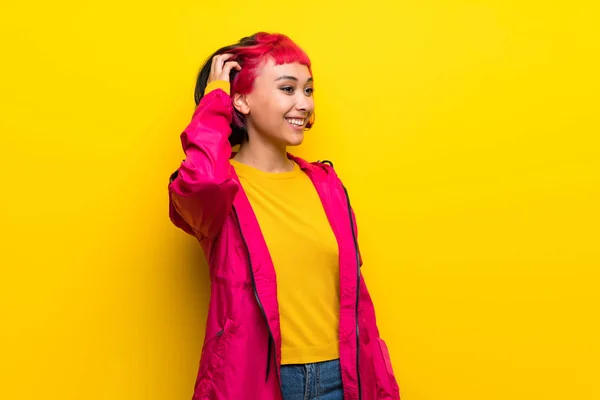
[256,58,312,82]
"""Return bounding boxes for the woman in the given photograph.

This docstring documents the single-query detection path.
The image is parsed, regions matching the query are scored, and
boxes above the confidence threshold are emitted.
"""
[168,32,400,400]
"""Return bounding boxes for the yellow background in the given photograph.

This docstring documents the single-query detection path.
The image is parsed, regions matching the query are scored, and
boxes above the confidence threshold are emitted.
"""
[1,1,598,399]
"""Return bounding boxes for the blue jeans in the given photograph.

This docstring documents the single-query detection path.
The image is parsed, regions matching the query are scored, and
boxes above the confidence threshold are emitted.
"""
[280,358,344,400]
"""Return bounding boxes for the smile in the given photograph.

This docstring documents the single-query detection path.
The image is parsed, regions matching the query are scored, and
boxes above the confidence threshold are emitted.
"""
[286,118,305,127]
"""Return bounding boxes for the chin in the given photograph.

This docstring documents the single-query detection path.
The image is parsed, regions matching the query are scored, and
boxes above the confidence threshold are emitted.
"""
[284,133,304,147]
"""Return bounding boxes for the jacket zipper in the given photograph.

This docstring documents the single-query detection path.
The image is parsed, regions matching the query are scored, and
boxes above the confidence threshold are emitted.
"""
[342,185,362,400]
[232,206,283,397]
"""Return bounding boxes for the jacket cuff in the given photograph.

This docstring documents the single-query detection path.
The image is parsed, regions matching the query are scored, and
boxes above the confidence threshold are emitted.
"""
[204,80,230,96]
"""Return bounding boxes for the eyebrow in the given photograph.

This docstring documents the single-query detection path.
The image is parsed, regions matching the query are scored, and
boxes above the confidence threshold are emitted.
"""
[275,75,313,83]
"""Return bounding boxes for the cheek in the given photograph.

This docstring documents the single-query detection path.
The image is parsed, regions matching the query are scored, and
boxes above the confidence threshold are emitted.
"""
[266,101,287,123]
[251,102,284,130]
[268,96,294,119]
[250,95,276,123]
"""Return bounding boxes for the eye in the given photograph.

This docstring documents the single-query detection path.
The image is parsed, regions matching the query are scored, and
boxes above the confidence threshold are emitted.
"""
[304,87,314,96]
[280,86,295,94]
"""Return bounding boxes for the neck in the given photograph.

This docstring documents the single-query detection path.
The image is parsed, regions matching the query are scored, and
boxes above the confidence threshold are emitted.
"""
[233,138,293,173]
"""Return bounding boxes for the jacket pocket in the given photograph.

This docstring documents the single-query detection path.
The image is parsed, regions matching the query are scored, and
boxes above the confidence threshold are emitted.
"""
[373,338,401,399]
[194,318,235,399]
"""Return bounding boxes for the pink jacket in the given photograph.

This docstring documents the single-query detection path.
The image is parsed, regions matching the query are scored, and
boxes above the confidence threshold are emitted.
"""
[168,88,401,400]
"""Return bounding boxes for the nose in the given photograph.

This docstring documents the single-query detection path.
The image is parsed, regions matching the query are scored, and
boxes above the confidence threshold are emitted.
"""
[295,92,313,115]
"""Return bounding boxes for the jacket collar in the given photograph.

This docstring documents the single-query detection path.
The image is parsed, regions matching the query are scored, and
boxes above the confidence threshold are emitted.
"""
[228,151,335,183]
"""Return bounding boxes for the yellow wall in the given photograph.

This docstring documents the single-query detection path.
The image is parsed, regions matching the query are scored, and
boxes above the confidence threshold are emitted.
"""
[1,1,598,399]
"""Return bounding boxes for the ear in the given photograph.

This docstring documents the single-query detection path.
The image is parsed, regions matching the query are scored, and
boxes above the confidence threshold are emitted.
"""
[232,93,250,115]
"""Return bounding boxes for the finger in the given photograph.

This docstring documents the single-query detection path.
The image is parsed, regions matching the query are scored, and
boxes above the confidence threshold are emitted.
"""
[211,54,228,74]
[222,61,242,77]
[210,54,221,76]
[215,53,235,73]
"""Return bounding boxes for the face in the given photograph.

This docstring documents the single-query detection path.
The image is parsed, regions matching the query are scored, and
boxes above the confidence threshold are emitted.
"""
[234,59,314,147]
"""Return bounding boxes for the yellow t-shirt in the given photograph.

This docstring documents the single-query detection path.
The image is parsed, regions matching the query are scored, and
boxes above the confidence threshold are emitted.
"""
[230,159,340,365]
